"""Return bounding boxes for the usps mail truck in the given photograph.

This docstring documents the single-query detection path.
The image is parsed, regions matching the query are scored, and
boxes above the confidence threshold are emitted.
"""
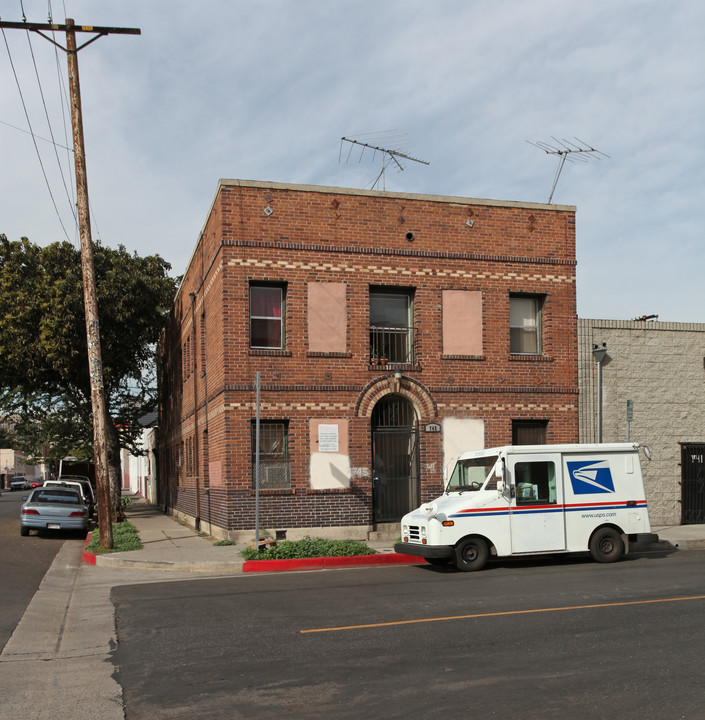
[394,443,659,571]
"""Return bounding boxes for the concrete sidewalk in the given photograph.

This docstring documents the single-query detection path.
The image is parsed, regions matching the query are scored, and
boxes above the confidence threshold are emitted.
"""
[84,493,403,574]
[85,493,705,574]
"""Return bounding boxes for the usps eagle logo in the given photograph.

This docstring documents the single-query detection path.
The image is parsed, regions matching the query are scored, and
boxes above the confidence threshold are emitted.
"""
[567,460,615,495]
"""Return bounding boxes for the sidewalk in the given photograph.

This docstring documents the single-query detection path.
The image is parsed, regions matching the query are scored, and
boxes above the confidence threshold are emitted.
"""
[84,493,705,574]
[84,493,412,574]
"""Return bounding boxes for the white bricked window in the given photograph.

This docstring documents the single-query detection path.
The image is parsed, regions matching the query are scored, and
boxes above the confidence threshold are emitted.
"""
[510,294,543,354]
[250,284,285,349]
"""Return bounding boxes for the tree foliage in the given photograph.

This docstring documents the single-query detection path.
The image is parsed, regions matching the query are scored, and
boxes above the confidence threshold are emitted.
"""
[0,234,178,470]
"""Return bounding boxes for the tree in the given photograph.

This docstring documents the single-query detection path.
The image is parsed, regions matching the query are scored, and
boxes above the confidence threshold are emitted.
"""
[0,234,179,510]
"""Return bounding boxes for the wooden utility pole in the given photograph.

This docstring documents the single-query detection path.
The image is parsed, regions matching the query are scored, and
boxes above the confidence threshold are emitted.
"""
[0,17,140,548]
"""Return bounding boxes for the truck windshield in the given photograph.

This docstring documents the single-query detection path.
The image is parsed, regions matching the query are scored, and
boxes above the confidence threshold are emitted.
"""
[446,455,500,493]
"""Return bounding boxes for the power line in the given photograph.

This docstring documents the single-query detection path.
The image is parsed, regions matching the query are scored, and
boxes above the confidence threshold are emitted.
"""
[1,25,72,241]
[23,23,77,229]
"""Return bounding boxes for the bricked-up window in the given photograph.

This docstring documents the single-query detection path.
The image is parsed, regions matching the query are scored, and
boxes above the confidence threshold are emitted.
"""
[250,285,284,349]
[510,294,543,354]
[442,290,482,356]
[370,288,415,364]
[251,420,290,489]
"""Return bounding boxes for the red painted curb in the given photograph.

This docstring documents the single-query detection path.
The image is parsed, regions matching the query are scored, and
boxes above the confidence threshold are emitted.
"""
[242,552,420,573]
[82,532,97,565]
[243,557,325,572]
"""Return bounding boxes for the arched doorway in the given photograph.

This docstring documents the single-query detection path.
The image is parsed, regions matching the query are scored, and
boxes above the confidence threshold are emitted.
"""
[371,394,420,523]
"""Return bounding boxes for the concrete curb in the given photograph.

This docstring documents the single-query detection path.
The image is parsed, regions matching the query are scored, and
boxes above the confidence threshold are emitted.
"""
[82,533,97,566]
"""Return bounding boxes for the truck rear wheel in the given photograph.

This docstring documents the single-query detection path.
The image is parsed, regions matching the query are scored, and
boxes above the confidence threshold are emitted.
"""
[589,527,624,563]
[455,537,488,572]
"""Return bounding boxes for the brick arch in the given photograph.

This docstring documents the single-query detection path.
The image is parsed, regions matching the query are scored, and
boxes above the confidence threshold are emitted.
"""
[355,375,437,420]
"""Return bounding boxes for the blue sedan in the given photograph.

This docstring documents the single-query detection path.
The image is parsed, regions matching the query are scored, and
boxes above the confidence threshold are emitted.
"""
[20,487,89,536]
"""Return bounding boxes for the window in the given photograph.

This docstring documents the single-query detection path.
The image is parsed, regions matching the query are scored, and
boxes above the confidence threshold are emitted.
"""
[514,461,557,505]
[369,289,414,364]
[251,421,290,489]
[512,420,548,445]
[183,334,191,380]
[446,454,500,492]
[510,294,543,354]
[250,285,284,349]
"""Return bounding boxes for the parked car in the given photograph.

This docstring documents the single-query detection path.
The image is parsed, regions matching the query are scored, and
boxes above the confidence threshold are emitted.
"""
[10,476,28,491]
[29,478,43,489]
[20,487,89,536]
[44,478,96,518]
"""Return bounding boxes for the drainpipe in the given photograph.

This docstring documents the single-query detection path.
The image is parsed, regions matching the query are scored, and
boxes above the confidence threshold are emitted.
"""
[190,291,201,531]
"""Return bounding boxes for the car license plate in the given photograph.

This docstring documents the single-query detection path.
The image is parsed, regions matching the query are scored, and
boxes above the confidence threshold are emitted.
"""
[47,523,61,530]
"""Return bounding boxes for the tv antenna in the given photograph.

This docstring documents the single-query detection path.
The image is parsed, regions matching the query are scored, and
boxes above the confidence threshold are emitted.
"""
[340,131,429,190]
[527,137,610,203]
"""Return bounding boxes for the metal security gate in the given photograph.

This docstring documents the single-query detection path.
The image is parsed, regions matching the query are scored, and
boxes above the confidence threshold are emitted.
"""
[371,395,419,523]
[681,443,705,524]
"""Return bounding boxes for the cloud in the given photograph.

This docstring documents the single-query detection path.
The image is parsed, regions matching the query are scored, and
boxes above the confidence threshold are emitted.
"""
[1,0,703,321]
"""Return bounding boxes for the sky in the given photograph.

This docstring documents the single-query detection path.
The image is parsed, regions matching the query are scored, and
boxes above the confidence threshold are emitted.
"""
[1,0,703,323]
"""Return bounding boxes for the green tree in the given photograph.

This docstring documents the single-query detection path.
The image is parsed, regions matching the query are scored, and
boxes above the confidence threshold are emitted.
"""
[0,235,178,506]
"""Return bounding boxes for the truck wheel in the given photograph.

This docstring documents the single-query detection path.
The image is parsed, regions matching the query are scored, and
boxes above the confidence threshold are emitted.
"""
[589,527,624,563]
[455,537,488,572]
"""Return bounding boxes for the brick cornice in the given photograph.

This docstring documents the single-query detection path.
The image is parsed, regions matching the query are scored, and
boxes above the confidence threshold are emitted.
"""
[224,238,577,268]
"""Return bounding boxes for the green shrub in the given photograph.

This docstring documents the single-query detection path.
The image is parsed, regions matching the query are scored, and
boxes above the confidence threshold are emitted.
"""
[241,536,376,560]
[213,538,235,546]
[85,521,143,554]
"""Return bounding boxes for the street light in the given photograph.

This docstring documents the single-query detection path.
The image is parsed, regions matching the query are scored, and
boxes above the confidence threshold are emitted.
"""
[592,343,608,443]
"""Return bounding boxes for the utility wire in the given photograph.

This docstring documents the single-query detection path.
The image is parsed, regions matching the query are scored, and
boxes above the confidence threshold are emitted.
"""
[1,25,72,242]
[23,24,78,229]
[0,118,72,150]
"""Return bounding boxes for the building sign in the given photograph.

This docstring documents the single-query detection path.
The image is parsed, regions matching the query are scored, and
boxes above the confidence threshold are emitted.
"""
[318,424,339,452]
[424,423,441,433]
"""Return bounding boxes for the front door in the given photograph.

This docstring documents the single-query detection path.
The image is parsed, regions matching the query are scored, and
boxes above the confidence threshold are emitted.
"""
[371,395,419,523]
[508,453,566,553]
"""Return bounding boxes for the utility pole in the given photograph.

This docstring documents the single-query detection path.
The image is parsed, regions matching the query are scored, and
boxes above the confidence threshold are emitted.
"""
[0,17,140,548]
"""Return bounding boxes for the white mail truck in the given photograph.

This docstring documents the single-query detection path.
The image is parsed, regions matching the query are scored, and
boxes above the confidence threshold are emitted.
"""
[394,443,659,571]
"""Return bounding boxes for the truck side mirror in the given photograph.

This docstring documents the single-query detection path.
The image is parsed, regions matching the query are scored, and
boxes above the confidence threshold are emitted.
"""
[496,479,504,494]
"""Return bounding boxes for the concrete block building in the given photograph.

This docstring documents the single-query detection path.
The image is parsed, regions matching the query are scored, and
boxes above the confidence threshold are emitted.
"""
[578,319,705,525]
[157,180,579,541]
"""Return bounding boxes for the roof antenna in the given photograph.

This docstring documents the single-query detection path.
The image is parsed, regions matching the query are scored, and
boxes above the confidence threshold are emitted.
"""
[340,130,429,190]
[527,137,610,203]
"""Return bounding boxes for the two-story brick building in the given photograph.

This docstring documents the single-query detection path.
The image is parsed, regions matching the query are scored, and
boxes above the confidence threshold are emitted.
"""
[157,180,579,541]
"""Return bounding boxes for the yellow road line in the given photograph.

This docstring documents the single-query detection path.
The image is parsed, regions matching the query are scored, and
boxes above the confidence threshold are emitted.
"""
[300,594,705,634]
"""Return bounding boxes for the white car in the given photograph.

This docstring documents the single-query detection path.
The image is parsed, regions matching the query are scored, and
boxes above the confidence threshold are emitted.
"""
[10,476,28,491]
[20,487,89,536]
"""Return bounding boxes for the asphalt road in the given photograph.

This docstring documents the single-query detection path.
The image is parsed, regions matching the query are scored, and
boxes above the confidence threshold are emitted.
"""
[112,550,705,720]
[0,490,76,650]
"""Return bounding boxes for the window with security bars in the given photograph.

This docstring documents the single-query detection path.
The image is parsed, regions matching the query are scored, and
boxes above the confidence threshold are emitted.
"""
[251,421,290,489]
[369,288,415,364]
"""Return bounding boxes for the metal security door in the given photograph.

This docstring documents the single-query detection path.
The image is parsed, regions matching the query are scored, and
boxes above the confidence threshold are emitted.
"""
[371,395,419,523]
[681,443,705,524]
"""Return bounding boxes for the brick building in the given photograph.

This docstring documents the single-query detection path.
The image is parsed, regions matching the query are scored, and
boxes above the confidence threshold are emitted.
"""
[157,180,579,541]
[578,319,705,526]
